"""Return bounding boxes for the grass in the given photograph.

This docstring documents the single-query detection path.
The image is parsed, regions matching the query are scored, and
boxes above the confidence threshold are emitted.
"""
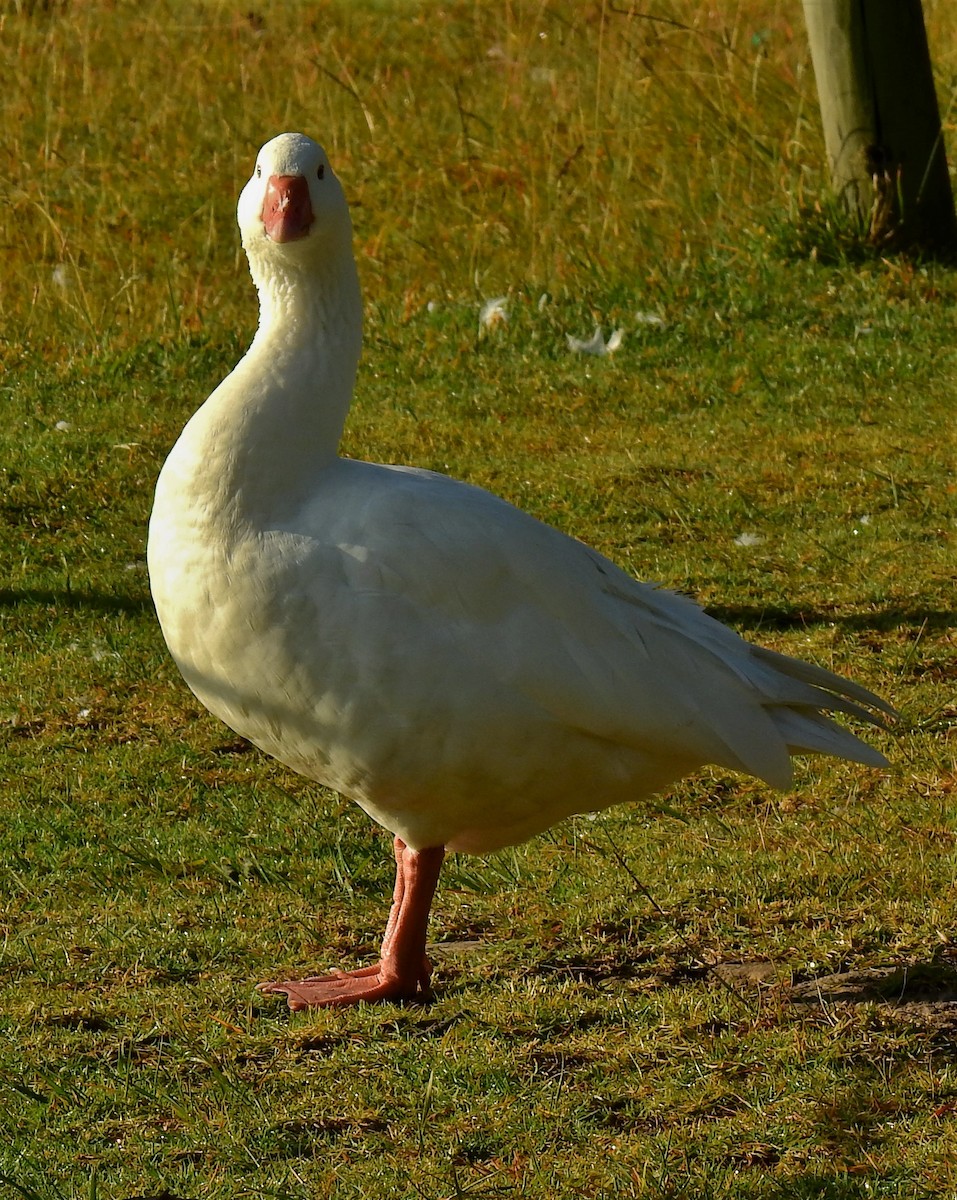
[1,0,957,1196]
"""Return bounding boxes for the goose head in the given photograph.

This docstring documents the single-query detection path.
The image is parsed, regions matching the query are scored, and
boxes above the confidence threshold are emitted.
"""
[237,132,356,306]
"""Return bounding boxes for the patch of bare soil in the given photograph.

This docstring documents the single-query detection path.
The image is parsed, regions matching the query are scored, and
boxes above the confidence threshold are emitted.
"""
[789,963,957,1039]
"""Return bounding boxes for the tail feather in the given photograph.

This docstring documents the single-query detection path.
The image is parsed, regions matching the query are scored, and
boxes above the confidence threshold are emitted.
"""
[745,643,893,782]
[752,644,896,727]
[769,705,890,771]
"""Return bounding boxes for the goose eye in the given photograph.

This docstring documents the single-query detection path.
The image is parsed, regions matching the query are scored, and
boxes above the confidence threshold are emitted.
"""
[317,164,325,180]
[256,165,262,179]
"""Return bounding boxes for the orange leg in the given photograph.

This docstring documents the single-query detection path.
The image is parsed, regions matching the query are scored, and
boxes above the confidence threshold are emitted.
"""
[257,837,445,1010]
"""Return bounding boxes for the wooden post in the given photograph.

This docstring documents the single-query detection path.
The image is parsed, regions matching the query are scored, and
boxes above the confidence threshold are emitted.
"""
[802,0,957,254]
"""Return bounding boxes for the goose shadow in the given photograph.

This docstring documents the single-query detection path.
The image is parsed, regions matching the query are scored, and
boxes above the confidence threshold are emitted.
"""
[0,588,153,616]
[2,589,952,634]
[703,602,956,635]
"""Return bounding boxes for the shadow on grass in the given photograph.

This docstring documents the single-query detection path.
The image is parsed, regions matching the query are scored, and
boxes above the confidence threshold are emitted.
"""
[705,603,957,634]
[0,587,151,614]
[3,588,952,634]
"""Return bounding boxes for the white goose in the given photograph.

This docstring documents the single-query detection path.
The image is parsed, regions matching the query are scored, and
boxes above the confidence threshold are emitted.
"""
[148,133,892,1009]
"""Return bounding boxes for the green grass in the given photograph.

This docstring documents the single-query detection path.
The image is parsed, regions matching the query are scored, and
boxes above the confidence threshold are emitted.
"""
[2,1,957,1196]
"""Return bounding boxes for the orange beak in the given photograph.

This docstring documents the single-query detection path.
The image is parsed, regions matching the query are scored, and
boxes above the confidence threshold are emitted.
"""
[262,174,314,243]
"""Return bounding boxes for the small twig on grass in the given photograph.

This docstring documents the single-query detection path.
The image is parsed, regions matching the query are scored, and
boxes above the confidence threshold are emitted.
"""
[897,617,929,679]
[605,4,759,66]
[584,822,756,1014]
[451,79,489,163]
[314,59,376,133]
